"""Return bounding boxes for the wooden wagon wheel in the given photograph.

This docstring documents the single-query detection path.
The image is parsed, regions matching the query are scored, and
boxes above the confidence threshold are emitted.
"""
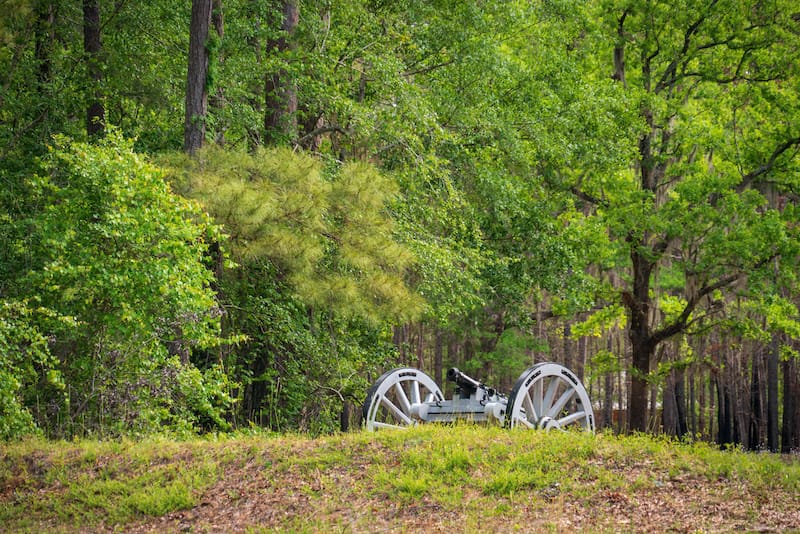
[506,363,595,432]
[362,368,444,431]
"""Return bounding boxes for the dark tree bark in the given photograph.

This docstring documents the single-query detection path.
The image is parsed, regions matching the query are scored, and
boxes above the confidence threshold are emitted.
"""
[563,323,573,373]
[416,324,424,371]
[767,334,780,451]
[184,0,213,154]
[688,365,697,436]
[716,370,734,447]
[782,356,799,453]
[603,377,614,429]
[264,0,298,144]
[749,348,763,450]
[339,400,350,432]
[83,0,104,137]
[663,371,678,435]
[675,366,688,437]
[625,247,657,431]
[434,329,443,388]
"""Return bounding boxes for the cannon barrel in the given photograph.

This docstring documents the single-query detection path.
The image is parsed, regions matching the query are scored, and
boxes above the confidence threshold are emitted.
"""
[446,367,483,394]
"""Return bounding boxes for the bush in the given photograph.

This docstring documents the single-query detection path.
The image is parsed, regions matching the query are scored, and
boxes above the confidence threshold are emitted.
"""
[3,133,234,438]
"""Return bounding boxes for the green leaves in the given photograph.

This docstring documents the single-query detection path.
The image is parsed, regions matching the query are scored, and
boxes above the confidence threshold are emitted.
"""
[0,300,65,440]
[167,145,422,323]
[3,133,231,437]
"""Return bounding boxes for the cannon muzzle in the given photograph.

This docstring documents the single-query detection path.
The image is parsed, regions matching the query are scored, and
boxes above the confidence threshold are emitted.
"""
[447,367,485,395]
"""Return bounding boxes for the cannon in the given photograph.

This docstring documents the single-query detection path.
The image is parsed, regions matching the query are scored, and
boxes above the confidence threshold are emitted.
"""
[362,363,594,432]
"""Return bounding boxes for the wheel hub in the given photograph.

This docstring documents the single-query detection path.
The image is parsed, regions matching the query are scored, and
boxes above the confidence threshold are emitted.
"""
[537,416,561,431]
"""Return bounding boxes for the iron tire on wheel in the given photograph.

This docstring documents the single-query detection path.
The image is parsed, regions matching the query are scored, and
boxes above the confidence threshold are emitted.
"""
[362,368,443,431]
[506,362,595,432]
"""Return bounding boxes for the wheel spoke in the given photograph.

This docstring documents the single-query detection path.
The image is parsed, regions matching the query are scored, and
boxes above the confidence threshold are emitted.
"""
[532,379,544,417]
[548,386,576,418]
[372,421,407,430]
[363,368,443,432]
[380,395,412,425]
[411,380,421,405]
[515,415,536,429]
[394,382,412,414]
[506,363,595,433]
[542,377,560,415]
[557,410,586,427]
[523,391,538,423]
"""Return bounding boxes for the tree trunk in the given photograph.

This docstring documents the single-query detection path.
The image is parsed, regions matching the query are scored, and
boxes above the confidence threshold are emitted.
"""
[392,325,407,366]
[603,370,614,429]
[83,0,104,137]
[626,247,657,432]
[576,335,587,382]
[264,0,298,144]
[339,400,350,432]
[618,332,627,433]
[767,334,779,451]
[434,329,443,388]
[663,371,677,436]
[675,366,688,437]
[688,364,697,436]
[563,322,573,372]
[748,347,763,450]
[416,323,424,371]
[629,338,655,432]
[209,0,225,145]
[782,356,799,453]
[184,0,213,154]
[717,375,732,447]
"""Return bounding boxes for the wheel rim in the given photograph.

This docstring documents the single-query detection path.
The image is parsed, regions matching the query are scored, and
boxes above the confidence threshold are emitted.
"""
[506,363,595,432]
[362,368,443,431]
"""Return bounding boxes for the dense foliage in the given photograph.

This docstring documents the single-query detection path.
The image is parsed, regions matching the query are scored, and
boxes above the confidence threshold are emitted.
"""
[1,0,799,449]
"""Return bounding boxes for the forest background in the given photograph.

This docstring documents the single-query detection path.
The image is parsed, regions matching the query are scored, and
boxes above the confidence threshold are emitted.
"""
[1,0,799,452]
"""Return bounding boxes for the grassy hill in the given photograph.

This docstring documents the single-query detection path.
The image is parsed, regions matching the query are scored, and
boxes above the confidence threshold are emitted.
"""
[2,426,799,532]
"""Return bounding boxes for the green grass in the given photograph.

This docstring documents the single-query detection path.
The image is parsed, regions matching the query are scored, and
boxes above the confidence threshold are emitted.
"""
[1,426,799,532]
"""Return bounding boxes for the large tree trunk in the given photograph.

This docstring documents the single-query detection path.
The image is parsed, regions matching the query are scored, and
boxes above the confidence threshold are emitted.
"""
[83,0,104,137]
[184,0,213,154]
[626,250,657,432]
[264,0,298,144]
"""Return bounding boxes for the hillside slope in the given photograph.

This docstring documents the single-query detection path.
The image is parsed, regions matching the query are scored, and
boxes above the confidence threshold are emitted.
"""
[2,426,799,532]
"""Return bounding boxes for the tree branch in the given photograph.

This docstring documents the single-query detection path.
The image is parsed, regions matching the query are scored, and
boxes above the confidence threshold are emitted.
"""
[294,124,347,146]
[650,270,741,346]
[736,136,800,193]
[651,254,776,346]
[654,0,717,94]
[612,10,628,86]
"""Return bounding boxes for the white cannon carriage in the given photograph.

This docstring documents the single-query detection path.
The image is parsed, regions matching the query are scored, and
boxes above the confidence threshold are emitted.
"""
[362,363,595,432]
